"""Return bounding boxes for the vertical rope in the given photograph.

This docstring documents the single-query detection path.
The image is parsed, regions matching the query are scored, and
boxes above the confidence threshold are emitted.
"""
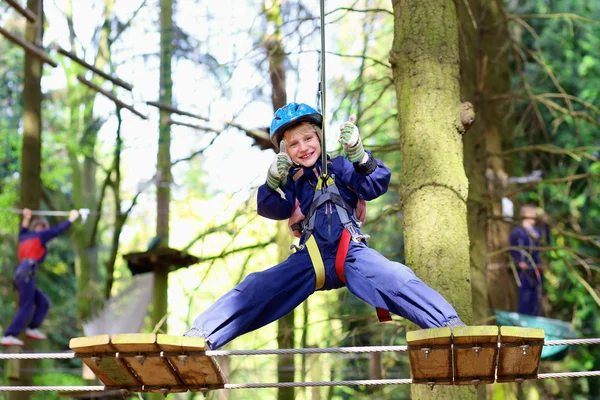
[318,0,327,178]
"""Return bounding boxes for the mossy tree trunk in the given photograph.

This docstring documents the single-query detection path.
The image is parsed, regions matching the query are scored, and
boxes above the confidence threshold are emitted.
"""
[390,1,475,399]
[264,2,296,399]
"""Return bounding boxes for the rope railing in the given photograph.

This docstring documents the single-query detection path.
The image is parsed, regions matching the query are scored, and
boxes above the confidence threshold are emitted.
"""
[0,337,598,360]
[0,338,597,392]
[2,371,600,392]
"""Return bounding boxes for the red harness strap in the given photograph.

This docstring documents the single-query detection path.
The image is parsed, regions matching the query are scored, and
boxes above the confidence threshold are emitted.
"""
[335,230,392,322]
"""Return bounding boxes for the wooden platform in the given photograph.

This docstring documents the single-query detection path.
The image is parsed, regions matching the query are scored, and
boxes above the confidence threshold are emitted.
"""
[69,334,226,394]
[407,326,544,386]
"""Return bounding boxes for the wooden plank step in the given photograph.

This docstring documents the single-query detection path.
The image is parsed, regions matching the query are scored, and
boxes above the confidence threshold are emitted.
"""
[157,334,225,391]
[69,334,226,393]
[407,327,453,384]
[496,326,544,383]
[69,335,139,387]
[452,326,498,386]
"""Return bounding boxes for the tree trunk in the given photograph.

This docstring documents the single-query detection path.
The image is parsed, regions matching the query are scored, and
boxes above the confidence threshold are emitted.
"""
[9,0,43,398]
[390,1,474,399]
[456,0,489,330]
[19,0,42,209]
[264,2,296,399]
[153,0,173,335]
[479,0,517,313]
[149,2,173,400]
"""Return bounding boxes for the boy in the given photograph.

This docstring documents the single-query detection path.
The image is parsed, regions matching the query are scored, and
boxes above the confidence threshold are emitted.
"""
[509,204,551,316]
[185,102,464,349]
[1,208,79,346]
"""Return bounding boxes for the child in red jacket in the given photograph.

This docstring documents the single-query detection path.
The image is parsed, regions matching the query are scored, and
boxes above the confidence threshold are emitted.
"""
[1,208,79,346]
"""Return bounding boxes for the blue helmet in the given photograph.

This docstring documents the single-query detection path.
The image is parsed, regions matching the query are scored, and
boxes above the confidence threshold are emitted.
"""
[270,103,322,149]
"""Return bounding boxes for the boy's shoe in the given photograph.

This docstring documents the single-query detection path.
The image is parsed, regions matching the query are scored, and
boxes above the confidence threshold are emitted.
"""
[25,328,47,340]
[1,336,24,346]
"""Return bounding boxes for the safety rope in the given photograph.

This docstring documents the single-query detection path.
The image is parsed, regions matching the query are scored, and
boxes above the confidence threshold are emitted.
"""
[0,386,105,392]
[544,338,600,346]
[318,0,328,178]
[223,378,413,390]
[1,337,599,360]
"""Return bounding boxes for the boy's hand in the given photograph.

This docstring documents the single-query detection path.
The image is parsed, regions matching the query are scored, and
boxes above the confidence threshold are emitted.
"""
[22,208,32,219]
[68,209,80,222]
[267,140,292,191]
[339,114,365,163]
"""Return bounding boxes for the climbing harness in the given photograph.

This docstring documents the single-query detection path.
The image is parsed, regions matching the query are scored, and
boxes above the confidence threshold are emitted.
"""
[296,168,391,321]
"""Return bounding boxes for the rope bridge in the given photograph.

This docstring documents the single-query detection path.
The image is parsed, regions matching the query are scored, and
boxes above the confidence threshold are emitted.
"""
[0,337,598,392]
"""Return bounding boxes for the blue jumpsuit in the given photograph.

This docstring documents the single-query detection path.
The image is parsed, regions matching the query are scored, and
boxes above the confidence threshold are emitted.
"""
[4,220,73,337]
[509,224,550,316]
[186,154,461,349]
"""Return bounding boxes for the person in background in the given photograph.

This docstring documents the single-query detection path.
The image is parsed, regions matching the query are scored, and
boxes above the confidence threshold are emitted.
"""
[509,204,551,316]
[1,208,79,346]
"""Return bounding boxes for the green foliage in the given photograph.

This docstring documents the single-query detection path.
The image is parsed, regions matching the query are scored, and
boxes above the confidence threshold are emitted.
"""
[505,0,600,397]
[31,372,87,400]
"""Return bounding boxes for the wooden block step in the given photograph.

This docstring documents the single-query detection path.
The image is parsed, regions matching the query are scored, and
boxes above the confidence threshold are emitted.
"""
[452,326,498,386]
[69,334,226,393]
[407,327,453,384]
[496,326,544,383]
[157,334,225,391]
[110,334,185,393]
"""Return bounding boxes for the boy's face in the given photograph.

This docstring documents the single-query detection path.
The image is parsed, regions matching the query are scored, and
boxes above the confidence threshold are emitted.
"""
[283,123,321,167]
[520,206,537,223]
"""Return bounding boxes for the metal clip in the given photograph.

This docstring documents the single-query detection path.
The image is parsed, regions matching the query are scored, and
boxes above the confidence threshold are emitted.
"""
[472,379,481,389]
[428,382,435,391]
[161,388,170,397]
[520,345,529,356]
[91,356,101,366]
[119,389,130,398]
[472,346,481,357]
[290,244,304,252]
[134,354,146,365]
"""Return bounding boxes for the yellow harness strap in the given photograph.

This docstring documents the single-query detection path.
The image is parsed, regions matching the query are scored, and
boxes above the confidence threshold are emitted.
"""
[305,236,325,290]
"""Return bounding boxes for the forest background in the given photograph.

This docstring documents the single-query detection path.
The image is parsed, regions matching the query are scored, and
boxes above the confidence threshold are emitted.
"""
[0,0,598,399]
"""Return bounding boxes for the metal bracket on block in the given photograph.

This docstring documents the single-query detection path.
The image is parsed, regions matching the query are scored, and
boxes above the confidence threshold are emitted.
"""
[421,347,431,359]
[472,346,482,357]
[134,354,146,365]
[520,345,529,356]
[178,354,189,366]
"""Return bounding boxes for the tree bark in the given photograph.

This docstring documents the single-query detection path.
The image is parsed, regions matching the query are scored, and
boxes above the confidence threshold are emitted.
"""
[480,0,518,313]
[390,1,474,398]
[153,0,173,334]
[456,0,489,331]
[19,0,42,209]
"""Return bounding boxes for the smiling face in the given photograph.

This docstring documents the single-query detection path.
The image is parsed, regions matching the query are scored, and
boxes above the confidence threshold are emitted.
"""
[283,123,322,167]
